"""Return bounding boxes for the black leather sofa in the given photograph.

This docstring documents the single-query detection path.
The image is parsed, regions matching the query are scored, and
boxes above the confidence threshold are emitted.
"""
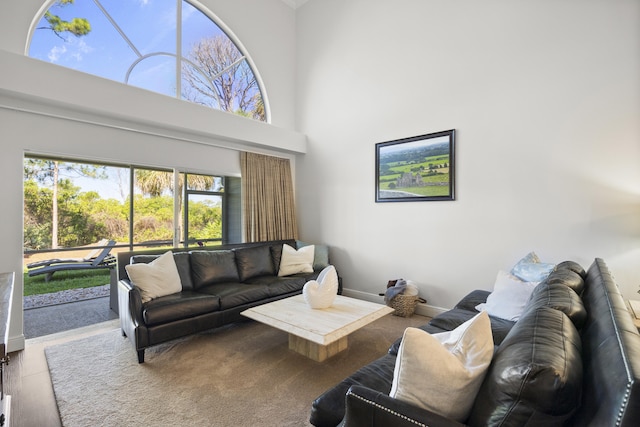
[117,239,340,363]
[310,258,640,427]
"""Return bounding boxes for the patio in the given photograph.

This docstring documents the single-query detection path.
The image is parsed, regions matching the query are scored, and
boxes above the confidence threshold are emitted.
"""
[23,286,118,339]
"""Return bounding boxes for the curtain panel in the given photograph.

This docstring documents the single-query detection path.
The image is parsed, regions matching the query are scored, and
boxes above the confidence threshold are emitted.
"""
[240,152,298,242]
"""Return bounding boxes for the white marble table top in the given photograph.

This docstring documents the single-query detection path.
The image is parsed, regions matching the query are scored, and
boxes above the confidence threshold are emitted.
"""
[241,294,394,346]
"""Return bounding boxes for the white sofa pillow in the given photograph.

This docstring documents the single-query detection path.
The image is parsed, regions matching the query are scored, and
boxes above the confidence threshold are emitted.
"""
[278,244,314,276]
[390,311,494,422]
[125,251,182,303]
[476,270,538,321]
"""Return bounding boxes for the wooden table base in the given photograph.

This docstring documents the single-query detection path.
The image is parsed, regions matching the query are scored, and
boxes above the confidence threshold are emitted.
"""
[289,334,348,362]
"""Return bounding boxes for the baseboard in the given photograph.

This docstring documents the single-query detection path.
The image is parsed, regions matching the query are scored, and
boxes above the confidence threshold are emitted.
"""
[341,288,448,319]
[7,335,24,353]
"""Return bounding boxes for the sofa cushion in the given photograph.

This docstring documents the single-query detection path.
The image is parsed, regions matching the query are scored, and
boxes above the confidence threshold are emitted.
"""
[453,289,491,312]
[234,245,275,281]
[278,244,314,276]
[428,307,515,347]
[270,244,284,273]
[526,281,587,329]
[190,250,239,289]
[310,353,398,427]
[130,252,194,291]
[388,323,450,356]
[390,312,494,422]
[142,291,220,326]
[544,268,585,295]
[554,260,586,279]
[468,306,583,426]
[243,275,307,297]
[197,282,271,310]
[125,251,183,303]
[571,258,640,426]
[475,270,538,321]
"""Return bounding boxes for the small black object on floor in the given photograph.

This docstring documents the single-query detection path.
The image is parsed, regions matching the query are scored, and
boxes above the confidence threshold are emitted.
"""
[24,297,118,339]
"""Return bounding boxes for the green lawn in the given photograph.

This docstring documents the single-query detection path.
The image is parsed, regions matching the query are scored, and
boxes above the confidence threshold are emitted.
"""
[23,268,112,296]
[387,185,451,197]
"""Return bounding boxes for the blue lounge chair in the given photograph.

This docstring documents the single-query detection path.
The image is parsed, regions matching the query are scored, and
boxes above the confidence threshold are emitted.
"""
[27,240,117,282]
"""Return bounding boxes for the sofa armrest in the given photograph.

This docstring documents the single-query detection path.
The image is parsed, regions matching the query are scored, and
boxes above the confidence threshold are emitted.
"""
[340,386,466,427]
[118,279,144,326]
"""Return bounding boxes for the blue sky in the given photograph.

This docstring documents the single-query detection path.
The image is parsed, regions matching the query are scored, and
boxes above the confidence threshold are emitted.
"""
[380,135,451,155]
[29,0,228,94]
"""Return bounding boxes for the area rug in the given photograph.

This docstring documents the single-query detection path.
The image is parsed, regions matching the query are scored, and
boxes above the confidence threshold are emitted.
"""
[45,314,427,426]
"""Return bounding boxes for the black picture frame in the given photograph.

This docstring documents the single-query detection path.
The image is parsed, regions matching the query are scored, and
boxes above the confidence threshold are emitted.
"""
[375,129,456,202]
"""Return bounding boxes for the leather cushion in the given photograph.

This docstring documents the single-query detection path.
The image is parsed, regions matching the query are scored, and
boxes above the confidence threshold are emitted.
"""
[388,323,448,356]
[310,353,397,427]
[429,307,515,347]
[130,252,194,291]
[570,258,640,426]
[234,245,275,281]
[525,281,587,329]
[453,289,490,311]
[142,291,220,326]
[190,250,239,289]
[554,260,586,279]
[243,275,307,297]
[468,306,583,426]
[197,282,271,310]
[270,244,284,273]
[544,268,585,295]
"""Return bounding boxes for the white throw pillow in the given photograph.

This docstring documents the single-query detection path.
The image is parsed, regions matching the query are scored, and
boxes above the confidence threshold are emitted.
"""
[278,244,314,276]
[476,270,538,321]
[390,312,494,422]
[125,251,182,303]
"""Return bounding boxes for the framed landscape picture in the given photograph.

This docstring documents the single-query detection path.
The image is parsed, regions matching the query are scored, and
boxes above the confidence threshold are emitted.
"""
[375,129,456,202]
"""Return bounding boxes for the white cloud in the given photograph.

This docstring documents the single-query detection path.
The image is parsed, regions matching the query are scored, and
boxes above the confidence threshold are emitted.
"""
[48,45,67,62]
[49,38,95,63]
[76,39,94,56]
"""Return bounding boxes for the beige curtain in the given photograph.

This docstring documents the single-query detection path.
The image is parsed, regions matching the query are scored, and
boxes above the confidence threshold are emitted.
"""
[240,152,298,242]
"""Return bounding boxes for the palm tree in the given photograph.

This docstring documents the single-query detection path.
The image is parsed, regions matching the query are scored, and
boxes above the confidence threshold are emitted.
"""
[134,170,215,244]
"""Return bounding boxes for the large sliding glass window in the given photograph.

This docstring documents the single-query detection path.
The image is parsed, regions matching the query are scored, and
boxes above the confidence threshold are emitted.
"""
[23,155,233,257]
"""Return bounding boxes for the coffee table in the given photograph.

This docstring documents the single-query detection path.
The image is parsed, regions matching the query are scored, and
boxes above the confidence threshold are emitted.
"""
[241,294,394,362]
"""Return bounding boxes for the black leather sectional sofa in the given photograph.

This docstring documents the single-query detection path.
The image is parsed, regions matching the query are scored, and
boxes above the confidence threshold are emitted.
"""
[117,240,339,363]
[310,258,640,427]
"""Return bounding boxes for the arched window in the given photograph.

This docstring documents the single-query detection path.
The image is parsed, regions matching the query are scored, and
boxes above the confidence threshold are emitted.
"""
[28,0,267,122]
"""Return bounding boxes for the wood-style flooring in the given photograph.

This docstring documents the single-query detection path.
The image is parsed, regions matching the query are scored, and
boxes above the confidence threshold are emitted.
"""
[5,319,120,427]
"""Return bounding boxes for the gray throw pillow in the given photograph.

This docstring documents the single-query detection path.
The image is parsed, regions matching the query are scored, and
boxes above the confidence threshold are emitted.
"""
[296,240,330,270]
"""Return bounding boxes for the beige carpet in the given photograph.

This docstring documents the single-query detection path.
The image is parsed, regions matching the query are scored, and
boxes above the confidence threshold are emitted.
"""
[45,314,428,427]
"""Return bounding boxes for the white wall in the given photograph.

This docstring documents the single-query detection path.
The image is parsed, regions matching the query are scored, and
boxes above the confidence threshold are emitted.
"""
[295,0,640,310]
[0,0,300,351]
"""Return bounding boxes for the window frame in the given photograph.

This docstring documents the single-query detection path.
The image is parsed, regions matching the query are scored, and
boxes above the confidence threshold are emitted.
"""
[23,154,233,256]
[27,0,270,122]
